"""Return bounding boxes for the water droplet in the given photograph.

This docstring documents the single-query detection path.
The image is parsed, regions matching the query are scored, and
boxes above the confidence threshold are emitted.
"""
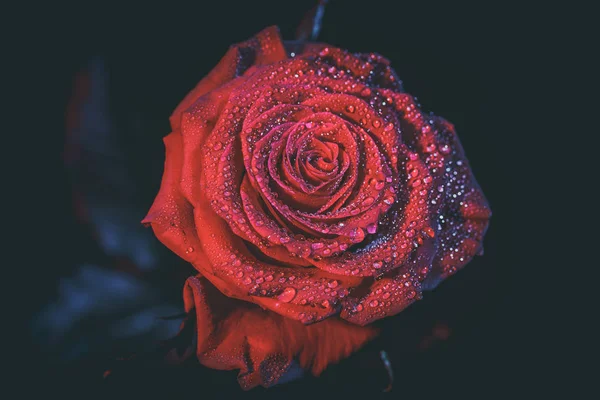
[311,242,324,250]
[243,276,252,285]
[373,261,382,269]
[328,280,339,288]
[185,246,194,253]
[372,120,381,128]
[366,223,377,234]
[236,271,244,278]
[382,292,391,299]
[369,299,379,307]
[213,142,223,151]
[321,300,330,308]
[278,287,297,303]
[405,228,416,238]
[355,304,364,312]
[346,104,356,113]
[265,274,274,282]
[349,227,365,243]
[362,197,374,206]
[279,236,290,243]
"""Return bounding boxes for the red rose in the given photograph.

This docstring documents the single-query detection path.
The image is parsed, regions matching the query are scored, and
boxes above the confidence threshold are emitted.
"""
[143,26,491,389]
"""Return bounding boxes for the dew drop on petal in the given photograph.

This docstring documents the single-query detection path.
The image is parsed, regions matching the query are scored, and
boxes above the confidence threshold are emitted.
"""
[280,236,291,243]
[349,227,365,243]
[440,144,451,154]
[367,223,377,234]
[278,287,297,303]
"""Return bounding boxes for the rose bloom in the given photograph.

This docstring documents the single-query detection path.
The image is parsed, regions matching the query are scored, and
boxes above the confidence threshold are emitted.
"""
[143,26,491,389]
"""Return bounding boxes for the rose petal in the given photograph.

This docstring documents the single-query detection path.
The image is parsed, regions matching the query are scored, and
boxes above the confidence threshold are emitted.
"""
[184,275,378,389]
[141,132,204,264]
[170,26,287,130]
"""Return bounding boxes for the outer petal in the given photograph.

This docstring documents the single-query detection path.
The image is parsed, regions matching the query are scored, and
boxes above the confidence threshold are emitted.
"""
[142,132,204,265]
[170,26,287,130]
[183,275,378,390]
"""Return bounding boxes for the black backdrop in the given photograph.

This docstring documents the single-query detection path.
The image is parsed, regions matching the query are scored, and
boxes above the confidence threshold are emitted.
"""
[25,0,540,398]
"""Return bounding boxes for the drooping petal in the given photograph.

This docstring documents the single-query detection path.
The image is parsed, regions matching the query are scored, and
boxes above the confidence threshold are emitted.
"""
[183,275,378,390]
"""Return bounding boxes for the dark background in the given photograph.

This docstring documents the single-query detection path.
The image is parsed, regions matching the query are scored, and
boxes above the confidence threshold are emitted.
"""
[24,0,544,398]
